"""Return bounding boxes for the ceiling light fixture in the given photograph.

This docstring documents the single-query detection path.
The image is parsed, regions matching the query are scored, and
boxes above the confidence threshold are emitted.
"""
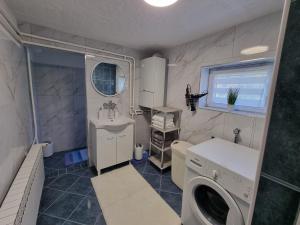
[144,0,178,7]
[240,45,269,55]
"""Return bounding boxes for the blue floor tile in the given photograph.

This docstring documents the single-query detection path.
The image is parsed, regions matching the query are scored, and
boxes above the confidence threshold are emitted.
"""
[68,197,102,225]
[67,177,93,196]
[37,214,65,225]
[44,177,56,187]
[54,158,68,169]
[162,168,171,177]
[143,162,161,175]
[45,168,59,178]
[44,157,62,168]
[160,191,182,216]
[40,150,183,224]
[88,189,97,197]
[48,174,79,191]
[45,193,84,218]
[68,167,97,178]
[62,221,83,225]
[39,187,64,213]
[95,214,107,225]
[142,173,161,189]
[132,161,146,174]
[161,176,182,194]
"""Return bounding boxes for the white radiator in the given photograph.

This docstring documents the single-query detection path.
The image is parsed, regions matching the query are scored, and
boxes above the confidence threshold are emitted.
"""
[0,144,45,225]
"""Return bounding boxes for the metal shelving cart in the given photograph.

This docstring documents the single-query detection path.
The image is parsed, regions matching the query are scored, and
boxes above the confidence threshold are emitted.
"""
[148,106,182,170]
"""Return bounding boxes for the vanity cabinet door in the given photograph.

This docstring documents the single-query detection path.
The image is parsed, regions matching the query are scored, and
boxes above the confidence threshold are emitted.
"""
[116,125,134,163]
[98,130,116,169]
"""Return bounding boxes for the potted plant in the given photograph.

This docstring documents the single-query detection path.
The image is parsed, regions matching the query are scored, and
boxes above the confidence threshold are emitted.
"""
[227,88,239,111]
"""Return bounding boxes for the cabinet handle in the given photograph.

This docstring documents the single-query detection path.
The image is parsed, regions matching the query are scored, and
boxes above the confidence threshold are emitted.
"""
[143,89,154,93]
[107,137,114,140]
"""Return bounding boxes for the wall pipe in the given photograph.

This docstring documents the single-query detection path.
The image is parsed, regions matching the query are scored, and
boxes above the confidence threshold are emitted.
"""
[20,32,137,118]
[25,47,39,144]
[0,11,37,149]
[0,6,138,118]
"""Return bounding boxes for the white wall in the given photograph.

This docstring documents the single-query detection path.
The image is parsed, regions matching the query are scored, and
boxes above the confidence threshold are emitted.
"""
[16,12,282,152]
[0,25,33,203]
[19,23,151,149]
[162,12,282,150]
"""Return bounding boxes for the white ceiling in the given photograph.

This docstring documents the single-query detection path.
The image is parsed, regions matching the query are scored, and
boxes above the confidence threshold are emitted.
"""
[6,0,283,50]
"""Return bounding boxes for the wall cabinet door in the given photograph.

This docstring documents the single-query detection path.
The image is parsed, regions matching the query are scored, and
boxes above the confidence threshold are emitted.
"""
[141,58,156,93]
[98,130,116,169]
[116,125,133,164]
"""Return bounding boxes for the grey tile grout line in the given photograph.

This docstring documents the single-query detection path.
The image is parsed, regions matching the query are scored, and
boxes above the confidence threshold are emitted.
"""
[40,191,66,214]
[64,176,82,192]
[45,177,58,187]
[47,175,80,190]
[41,181,87,214]
[93,214,102,225]
[43,186,92,198]
[140,176,182,195]
[159,190,182,195]
[159,172,162,193]
[45,168,93,179]
[41,212,86,225]
[66,196,87,221]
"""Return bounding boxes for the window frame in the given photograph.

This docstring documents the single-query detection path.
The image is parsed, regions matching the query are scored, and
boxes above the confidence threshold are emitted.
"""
[199,58,274,116]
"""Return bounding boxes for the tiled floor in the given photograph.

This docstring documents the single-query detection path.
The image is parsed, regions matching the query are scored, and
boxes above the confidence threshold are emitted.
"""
[37,150,182,225]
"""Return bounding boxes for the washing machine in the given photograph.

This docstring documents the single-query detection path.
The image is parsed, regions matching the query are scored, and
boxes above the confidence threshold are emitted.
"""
[181,138,260,225]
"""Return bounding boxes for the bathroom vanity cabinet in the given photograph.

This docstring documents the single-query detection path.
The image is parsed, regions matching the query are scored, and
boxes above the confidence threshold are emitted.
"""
[90,118,134,174]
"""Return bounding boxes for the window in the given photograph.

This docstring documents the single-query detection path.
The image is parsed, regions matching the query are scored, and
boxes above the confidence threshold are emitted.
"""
[200,60,274,114]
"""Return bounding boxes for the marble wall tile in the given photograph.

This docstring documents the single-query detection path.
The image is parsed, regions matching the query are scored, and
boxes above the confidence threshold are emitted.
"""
[162,13,281,150]
[0,29,34,202]
[19,22,148,150]
[32,62,87,152]
[251,118,266,150]
[233,12,282,58]
[223,113,254,146]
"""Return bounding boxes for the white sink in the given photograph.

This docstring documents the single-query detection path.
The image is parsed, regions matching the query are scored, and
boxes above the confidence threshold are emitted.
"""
[91,116,135,131]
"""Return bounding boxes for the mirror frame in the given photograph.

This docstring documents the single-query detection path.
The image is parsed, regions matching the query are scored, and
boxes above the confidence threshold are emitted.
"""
[90,62,126,97]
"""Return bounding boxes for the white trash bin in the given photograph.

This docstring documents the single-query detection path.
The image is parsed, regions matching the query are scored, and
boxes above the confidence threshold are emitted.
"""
[134,144,144,160]
[43,142,54,157]
[171,140,193,190]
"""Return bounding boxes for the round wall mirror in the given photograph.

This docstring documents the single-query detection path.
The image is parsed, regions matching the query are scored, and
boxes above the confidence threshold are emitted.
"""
[91,62,126,96]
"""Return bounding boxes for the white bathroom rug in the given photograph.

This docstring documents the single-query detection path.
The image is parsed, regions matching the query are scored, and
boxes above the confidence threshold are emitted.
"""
[91,165,181,225]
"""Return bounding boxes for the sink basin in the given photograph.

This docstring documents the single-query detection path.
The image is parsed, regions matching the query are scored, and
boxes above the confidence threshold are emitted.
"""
[91,116,135,131]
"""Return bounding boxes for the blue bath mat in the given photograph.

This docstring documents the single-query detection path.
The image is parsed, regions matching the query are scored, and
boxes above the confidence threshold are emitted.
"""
[64,149,88,166]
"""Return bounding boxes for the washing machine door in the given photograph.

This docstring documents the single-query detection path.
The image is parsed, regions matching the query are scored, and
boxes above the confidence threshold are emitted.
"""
[187,176,244,225]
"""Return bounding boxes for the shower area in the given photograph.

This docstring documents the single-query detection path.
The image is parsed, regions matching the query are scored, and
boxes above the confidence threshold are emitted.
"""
[29,46,87,156]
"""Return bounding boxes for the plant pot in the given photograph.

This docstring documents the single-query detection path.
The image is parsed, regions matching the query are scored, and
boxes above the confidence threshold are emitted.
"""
[227,104,235,112]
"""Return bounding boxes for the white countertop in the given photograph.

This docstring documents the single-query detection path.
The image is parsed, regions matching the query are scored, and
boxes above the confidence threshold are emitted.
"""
[90,116,135,129]
[188,138,260,181]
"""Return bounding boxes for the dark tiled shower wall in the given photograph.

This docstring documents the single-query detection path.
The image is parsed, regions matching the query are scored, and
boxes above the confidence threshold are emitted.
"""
[32,63,87,152]
[252,1,300,224]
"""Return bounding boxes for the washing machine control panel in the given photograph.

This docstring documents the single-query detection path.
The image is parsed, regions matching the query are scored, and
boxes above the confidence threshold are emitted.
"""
[186,154,254,204]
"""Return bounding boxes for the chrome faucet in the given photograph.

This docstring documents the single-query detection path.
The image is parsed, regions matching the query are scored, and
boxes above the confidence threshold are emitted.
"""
[97,106,102,120]
[233,128,241,144]
[103,101,117,119]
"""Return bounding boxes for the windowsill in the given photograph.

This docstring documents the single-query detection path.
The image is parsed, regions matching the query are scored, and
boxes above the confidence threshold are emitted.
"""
[199,106,266,118]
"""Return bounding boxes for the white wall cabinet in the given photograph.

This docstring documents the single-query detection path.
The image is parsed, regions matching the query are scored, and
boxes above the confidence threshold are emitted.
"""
[91,124,134,174]
[139,56,166,108]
